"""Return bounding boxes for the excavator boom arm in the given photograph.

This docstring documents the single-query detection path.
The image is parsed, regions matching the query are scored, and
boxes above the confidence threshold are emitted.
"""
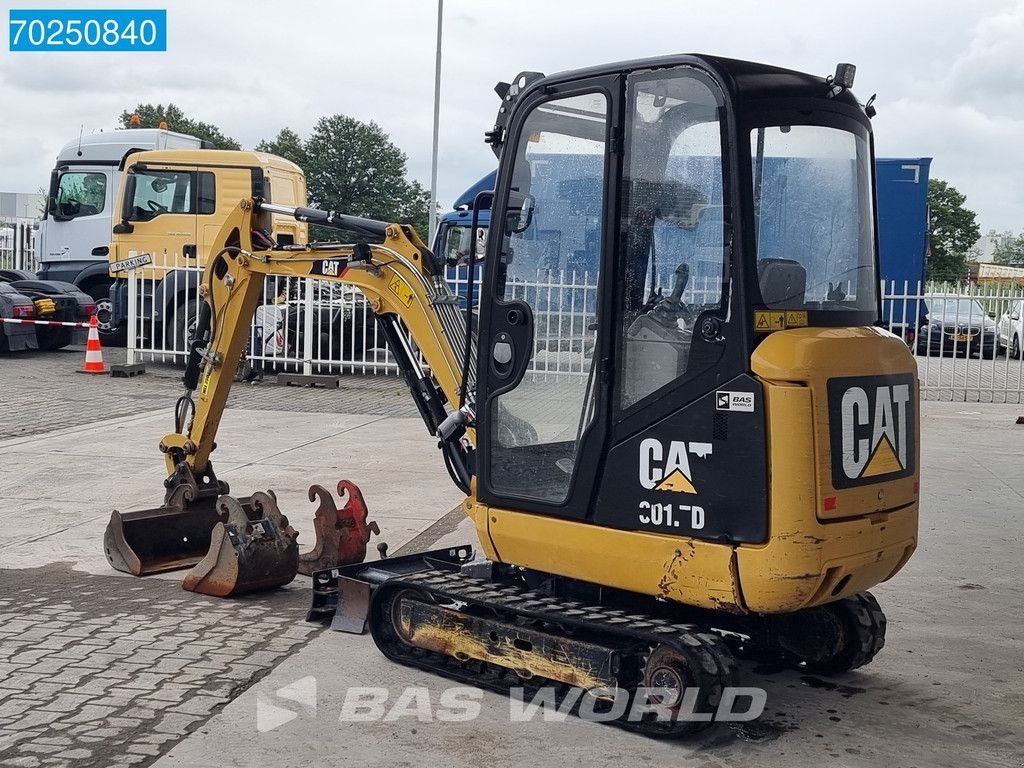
[162,199,474,484]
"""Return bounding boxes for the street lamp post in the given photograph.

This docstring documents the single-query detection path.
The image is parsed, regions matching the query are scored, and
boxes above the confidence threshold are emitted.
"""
[427,0,443,244]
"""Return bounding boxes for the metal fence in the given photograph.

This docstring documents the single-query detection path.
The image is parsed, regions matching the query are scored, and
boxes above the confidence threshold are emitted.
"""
[124,255,401,376]
[886,280,1024,403]
[0,219,37,272]
[123,260,1024,403]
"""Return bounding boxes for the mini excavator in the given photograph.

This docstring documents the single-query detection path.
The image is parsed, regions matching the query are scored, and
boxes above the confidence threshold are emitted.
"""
[105,54,919,736]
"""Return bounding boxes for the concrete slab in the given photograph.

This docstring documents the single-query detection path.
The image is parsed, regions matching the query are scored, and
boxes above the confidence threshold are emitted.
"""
[0,409,468,577]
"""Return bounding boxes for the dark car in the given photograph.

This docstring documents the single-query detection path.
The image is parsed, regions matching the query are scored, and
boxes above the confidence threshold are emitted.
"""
[917,294,997,358]
[0,270,95,350]
[0,282,38,352]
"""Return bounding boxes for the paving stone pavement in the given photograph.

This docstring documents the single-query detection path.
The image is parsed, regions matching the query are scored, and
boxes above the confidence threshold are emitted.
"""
[0,564,320,768]
[0,347,418,440]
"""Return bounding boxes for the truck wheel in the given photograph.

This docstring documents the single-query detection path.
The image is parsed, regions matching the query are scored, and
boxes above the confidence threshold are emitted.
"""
[88,283,126,347]
[165,298,199,356]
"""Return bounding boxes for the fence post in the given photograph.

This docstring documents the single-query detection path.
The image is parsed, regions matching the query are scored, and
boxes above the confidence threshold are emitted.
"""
[126,267,138,367]
[302,277,314,377]
[15,224,25,271]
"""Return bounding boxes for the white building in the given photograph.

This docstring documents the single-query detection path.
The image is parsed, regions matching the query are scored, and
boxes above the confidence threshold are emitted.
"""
[0,191,44,222]
[973,235,997,264]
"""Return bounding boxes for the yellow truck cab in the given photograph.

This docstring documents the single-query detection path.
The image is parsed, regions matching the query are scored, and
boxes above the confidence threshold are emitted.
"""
[107,149,307,348]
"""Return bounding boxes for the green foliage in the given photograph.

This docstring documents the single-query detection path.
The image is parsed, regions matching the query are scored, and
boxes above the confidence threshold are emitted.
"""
[927,178,980,282]
[118,104,241,150]
[255,128,308,170]
[114,105,430,241]
[260,116,431,242]
[991,230,1024,268]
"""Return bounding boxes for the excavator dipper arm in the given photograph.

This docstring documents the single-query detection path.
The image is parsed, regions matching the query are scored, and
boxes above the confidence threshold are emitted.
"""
[103,199,476,594]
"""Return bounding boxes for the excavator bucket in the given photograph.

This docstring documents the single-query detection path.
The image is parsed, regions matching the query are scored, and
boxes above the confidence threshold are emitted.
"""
[105,482,299,597]
[105,484,223,576]
[181,491,298,597]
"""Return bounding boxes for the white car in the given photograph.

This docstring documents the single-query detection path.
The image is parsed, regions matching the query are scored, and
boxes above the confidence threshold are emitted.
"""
[996,298,1024,359]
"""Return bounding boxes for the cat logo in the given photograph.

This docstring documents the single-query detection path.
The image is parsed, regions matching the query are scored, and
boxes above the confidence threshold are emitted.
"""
[313,259,345,278]
[827,374,916,489]
[639,438,713,494]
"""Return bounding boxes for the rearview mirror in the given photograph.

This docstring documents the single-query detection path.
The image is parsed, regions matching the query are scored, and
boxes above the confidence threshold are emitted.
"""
[113,174,137,234]
[505,191,535,235]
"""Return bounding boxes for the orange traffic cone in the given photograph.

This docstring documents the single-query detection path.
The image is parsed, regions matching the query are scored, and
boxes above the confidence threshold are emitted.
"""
[79,315,107,374]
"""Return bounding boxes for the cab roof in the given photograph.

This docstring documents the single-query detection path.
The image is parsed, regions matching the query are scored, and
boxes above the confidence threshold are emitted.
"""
[123,149,305,176]
[538,53,863,110]
[55,128,207,165]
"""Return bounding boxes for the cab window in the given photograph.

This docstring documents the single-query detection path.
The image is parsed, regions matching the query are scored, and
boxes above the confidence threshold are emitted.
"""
[129,170,217,221]
[618,69,729,409]
[54,172,106,219]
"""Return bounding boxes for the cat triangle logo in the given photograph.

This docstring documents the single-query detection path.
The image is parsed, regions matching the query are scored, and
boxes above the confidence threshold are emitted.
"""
[861,434,903,478]
[655,468,697,494]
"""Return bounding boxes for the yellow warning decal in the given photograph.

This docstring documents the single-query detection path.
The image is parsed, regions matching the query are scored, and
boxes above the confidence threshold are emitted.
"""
[754,309,807,332]
[655,469,697,494]
[754,310,786,332]
[388,275,414,307]
[861,434,903,477]
[200,368,212,397]
[785,310,808,328]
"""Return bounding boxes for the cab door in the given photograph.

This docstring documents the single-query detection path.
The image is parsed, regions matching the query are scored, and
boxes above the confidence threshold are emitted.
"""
[477,77,619,519]
[122,165,201,269]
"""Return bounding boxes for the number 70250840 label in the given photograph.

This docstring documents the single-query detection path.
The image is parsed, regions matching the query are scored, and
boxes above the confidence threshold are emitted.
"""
[8,9,167,52]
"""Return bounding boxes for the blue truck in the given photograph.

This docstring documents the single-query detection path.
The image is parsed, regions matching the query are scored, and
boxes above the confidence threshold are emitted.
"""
[435,157,932,343]
[876,158,932,344]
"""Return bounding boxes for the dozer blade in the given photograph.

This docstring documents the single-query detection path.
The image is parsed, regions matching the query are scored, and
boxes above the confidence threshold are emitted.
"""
[298,480,380,576]
[105,486,223,576]
[181,491,298,597]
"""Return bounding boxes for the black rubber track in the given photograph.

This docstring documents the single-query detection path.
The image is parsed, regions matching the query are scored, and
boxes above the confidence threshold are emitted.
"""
[813,591,887,673]
[368,569,739,738]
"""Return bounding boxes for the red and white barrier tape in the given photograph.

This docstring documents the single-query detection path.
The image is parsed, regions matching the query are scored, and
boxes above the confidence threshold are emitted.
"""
[0,317,93,328]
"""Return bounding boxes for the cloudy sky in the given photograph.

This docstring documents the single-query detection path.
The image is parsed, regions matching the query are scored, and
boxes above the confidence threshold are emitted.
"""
[1,0,1023,232]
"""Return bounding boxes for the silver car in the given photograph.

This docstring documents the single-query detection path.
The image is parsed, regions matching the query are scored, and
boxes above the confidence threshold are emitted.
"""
[997,298,1024,359]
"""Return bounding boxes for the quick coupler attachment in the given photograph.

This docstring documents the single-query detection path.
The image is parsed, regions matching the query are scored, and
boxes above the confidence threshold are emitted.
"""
[298,480,380,577]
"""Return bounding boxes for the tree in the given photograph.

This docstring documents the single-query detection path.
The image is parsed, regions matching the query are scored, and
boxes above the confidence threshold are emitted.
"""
[991,230,1024,268]
[927,178,980,282]
[255,128,307,170]
[117,104,241,150]
[259,116,431,242]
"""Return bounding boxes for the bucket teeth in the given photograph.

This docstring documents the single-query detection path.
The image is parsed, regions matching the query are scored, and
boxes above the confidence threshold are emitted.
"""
[181,490,299,597]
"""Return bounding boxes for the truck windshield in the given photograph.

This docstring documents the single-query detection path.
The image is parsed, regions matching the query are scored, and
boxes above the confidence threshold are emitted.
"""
[751,124,877,314]
[440,222,487,265]
[129,170,194,221]
[53,172,106,220]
